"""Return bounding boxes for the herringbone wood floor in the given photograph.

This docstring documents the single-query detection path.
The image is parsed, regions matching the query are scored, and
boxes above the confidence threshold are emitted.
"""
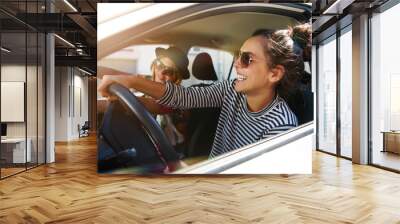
[1,136,400,223]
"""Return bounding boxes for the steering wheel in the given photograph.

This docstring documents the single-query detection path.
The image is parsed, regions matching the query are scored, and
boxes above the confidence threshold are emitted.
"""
[97,83,179,174]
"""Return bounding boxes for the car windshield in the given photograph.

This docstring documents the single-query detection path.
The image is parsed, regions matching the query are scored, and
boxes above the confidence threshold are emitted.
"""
[98,3,196,41]
[98,44,169,76]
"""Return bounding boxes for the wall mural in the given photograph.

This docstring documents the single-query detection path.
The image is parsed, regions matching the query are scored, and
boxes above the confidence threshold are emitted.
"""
[96,3,313,175]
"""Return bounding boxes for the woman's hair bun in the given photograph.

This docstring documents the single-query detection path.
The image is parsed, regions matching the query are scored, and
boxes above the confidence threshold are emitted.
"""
[290,23,312,61]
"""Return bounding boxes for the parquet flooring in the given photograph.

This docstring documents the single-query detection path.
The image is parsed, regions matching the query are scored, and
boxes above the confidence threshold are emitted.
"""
[1,135,400,223]
[372,150,400,171]
[1,167,26,177]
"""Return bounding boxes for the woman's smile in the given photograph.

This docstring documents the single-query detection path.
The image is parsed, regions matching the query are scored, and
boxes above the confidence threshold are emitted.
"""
[237,73,248,81]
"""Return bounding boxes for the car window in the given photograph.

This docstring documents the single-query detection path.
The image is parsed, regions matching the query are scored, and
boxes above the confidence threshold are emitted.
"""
[182,46,237,87]
[98,44,169,76]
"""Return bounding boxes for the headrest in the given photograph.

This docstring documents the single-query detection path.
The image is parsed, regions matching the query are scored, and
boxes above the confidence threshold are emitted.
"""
[192,53,218,81]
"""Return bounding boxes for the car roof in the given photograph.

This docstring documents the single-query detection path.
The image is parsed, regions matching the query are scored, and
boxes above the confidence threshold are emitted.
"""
[145,12,298,54]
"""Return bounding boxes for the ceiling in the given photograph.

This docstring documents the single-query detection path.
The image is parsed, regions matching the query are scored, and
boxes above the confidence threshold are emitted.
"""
[0,0,100,73]
[311,0,390,43]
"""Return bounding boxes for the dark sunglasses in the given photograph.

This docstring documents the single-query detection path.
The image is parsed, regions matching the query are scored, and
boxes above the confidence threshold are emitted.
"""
[154,58,176,76]
[235,51,255,68]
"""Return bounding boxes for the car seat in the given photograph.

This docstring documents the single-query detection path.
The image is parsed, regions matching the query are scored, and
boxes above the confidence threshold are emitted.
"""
[186,53,221,157]
[285,70,314,125]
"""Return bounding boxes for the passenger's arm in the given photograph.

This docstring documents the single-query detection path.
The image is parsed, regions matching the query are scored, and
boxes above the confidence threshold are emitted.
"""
[98,74,166,100]
[138,97,173,115]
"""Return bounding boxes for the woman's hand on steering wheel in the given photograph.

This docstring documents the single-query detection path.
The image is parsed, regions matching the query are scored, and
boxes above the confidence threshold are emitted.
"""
[98,74,133,100]
[99,83,181,173]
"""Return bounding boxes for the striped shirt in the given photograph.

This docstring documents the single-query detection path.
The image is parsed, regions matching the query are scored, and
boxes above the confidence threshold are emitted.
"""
[158,80,298,158]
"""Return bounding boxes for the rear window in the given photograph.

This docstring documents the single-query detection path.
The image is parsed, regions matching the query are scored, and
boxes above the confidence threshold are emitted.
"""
[182,46,236,87]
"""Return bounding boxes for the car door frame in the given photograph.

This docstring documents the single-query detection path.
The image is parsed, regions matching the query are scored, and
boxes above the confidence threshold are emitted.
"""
[98,3,311,59]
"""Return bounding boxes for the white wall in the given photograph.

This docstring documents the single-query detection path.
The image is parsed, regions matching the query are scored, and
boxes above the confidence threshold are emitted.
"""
[1,65,31,138]
[55,67,69,141]
[73,73,89,138]
[55,67,89,141]
[1,64,46,164]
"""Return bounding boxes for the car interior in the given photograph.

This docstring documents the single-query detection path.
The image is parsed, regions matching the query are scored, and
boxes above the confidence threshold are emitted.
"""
[98,7,313,173]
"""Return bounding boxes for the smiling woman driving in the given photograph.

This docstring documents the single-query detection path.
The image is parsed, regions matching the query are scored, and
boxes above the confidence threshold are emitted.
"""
[98,23,311,158]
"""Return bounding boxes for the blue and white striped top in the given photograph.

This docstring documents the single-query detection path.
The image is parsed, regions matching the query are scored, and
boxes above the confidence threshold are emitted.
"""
[158,80,298,158]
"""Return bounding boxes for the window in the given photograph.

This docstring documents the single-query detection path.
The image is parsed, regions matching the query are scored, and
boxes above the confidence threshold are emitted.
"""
[317,35,337,155]
[339,26,352,158]
[370,3,400,171]
[0,1,46,179]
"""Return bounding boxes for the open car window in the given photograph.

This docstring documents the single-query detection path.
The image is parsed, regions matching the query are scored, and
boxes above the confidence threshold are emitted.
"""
[97,3,312,174]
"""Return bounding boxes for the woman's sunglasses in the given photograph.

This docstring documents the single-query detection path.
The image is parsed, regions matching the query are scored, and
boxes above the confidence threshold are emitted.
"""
[154,58,176,76]
[235,51,255,68]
